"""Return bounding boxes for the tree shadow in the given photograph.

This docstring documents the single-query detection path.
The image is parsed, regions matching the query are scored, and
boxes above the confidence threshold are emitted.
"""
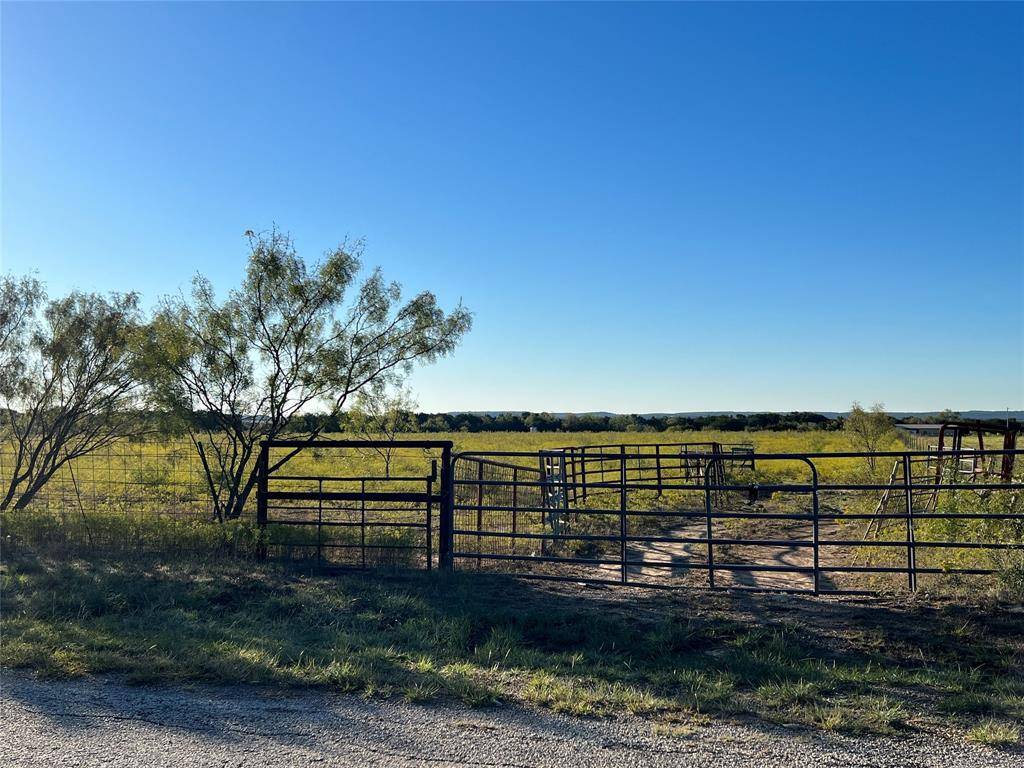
[3,553,1022,748]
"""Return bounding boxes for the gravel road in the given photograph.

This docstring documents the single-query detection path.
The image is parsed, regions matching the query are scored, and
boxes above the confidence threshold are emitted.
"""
[2,670,1020,767]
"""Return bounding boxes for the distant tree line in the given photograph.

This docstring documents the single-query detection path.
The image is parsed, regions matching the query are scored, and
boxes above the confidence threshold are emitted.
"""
[147,406,1017,438]
[278,409,844,434]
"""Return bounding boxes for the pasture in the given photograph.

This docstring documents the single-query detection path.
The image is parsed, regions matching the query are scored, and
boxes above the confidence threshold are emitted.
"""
[2,428,1023,748]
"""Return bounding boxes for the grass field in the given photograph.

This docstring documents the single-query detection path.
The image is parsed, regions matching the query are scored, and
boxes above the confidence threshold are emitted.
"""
[7,429,872,553]
[1,555,1022,746]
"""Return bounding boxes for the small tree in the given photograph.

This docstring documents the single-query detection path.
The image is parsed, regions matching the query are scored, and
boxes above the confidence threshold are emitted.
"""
[845,401,894,471]
[0,276,144,510]
[348,383,418,477]
[140,228,471,521]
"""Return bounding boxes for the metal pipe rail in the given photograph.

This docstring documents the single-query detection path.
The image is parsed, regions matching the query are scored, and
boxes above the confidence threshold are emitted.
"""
[449,447,1024,595]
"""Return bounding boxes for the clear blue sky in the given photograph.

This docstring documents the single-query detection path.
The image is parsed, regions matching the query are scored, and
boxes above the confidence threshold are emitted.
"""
[2,2,1022,413]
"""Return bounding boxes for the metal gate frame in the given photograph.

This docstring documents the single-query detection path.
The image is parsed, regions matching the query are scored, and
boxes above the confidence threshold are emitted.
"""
[445,446,1024,594]
[254,440,1023,593]
[256,439,454,569]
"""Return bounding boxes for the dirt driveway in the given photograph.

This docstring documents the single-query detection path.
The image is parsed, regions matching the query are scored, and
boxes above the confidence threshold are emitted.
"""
[583,515,853,591]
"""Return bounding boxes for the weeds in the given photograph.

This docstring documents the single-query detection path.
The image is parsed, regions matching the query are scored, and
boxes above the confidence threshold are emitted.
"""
[3,554,1022,739]
[965,720,1021,747]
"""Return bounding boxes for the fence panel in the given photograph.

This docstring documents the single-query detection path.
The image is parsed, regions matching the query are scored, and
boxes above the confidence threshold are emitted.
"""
[449,447,1024,594]
[256,439,453,571]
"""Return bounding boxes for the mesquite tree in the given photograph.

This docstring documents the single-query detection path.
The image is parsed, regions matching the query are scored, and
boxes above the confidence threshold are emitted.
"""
[0,276,144,510]
[141,228,471,521]
[845,401,894,471]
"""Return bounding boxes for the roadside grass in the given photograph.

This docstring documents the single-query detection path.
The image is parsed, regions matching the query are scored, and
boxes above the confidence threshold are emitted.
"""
[2,554,1023,744]
[966,720,1021,747]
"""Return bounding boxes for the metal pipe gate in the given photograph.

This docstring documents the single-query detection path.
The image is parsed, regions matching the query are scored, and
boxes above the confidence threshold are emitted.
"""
[255,441,1023,595]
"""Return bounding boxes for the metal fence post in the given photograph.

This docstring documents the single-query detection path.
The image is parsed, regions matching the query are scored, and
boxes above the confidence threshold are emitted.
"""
[619,446,628,583]
[511,466,519,525]
[360,478,366,569]
[567,449,576,506]
[580,446,588,502]
[704,458,715,588]
[256,442,268,560]
[655,444,663,496]
[317,478,323,568]
[425,460,435,571]
[561,452,570,525]
[539,454,548,557]
[476,460,484,569]
[811,463,820,595]
[439,444,454,572]
[903,453,917,591]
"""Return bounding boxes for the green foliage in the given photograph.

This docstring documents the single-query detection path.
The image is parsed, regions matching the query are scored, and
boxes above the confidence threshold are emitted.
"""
[2,509,264,560]
[844,401,895,471]
[137,227,471,520]
[0,275,144,511]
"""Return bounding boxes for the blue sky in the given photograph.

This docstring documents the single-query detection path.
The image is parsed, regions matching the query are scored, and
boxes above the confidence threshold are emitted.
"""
[2,2,1022,413]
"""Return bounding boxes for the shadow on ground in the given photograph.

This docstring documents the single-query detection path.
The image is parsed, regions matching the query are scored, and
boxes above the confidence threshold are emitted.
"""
[1,554,1022,742]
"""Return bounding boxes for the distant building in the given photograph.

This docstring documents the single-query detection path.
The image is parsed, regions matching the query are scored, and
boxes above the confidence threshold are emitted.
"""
[894,423,944,437]
[894,423,948,451]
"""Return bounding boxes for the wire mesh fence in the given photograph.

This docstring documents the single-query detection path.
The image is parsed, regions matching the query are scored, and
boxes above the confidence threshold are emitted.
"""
[0,439,238,556]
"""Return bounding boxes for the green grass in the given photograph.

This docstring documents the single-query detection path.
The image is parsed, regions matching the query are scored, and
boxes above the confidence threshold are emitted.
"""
[3,554,1023,741]
[966,719,1021,747]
